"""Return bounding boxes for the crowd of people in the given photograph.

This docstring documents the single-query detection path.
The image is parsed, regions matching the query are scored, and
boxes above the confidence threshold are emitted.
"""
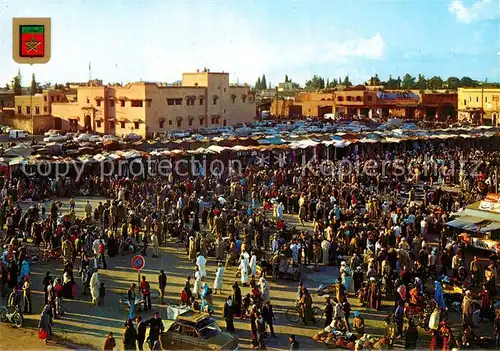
[0,137,498,350]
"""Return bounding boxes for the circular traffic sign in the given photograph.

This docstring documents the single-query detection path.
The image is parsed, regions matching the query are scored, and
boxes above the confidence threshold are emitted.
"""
[131,255,145,271]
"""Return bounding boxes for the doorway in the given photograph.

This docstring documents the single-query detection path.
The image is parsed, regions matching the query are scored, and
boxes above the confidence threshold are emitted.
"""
[84,115,92,131]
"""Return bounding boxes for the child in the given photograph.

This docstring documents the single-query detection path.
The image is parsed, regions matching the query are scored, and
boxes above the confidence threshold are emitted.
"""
[99,282,105,305]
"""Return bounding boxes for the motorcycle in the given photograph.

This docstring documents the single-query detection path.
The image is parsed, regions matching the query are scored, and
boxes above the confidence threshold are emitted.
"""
[0,305,23,327]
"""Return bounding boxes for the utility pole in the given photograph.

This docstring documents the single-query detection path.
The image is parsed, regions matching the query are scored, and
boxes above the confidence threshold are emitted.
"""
[30,66,34,134]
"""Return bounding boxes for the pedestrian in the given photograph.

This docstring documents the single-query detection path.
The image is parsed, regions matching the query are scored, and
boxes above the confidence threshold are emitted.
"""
[394,300,404,338]
[127,283,136,320]
[224,296,235,332]
[38,305,53,345]
[158,270,167,304]
[98,237,107,269]
[22,276,32,314]
[255,311,266,350]
[213,263,224,294]
[122,318,137,351]
[342,297,351,332]
[151,232,159,258]
[462,290,474,325]
[146,311,164,349]
[136,316,147,351]
[99,282,106,305]
[404,320,418,349]
[90,270,100,305]
[233,282,242,318]
[140,275,152,311]
[324,296,333,328]
[196,252,207,279]
[104,332,116,350]
[352,311,365,337]
[42,271,52,305]
[262,300,276,337]
[193,266,202,298]
[288,335,299,350]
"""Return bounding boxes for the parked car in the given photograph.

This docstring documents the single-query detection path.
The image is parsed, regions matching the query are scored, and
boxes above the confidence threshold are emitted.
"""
[124,133,142,141]
[161,311,238,350]
[44,129,62,137]
[9,130,30,139]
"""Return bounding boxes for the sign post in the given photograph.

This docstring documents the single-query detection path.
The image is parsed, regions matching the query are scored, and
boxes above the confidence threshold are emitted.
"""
[131,255,146,286]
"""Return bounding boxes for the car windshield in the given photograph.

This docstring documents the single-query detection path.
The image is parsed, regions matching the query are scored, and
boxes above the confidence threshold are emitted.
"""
[198,321,221,339]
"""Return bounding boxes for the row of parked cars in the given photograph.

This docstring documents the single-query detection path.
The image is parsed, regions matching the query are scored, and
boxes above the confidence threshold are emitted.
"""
[43,130,125,143]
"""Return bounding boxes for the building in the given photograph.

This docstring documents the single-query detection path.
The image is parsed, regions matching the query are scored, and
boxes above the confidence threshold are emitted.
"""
[458,87,500,125]
[0,90,14,109]
[270,86,458,120]
[51,71,255,138]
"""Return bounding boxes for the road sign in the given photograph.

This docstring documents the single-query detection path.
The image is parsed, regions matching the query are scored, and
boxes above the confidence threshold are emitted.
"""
[12,17,51,64]
[131,255,145,271]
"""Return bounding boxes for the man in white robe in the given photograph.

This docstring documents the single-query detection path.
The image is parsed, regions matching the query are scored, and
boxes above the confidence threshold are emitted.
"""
[213,263,224,294]
[238,254,249,286]
[277,202,285,220]
[249,252,257,277]
[196,253,207,279]
[321,238,331,266]
[90,271,100,305]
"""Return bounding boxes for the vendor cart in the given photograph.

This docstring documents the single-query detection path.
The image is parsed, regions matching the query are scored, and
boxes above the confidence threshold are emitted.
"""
[119,295,145,313]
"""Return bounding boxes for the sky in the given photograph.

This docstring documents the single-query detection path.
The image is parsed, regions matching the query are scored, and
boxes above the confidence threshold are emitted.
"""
[0,0,499,87]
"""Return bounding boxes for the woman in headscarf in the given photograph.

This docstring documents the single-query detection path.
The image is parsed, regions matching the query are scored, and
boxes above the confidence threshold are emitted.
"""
[259,277,270,303]
[122,318,137,351]
[232,282,242,318]
[479,284,492,322]
[434,281,446,311]
[213,263,224,295]
[90,270,100,305]
[107,232,118,257]
[224,296,235,332]
[340,261,352,294]
[18,258,30,285]
[188,236,196,262]
[298,286,313,325]
[201,283,213,315]
[38,305,53,344]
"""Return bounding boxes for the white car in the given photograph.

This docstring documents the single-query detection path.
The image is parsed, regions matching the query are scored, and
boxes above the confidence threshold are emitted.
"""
[88,135,102,143]
[101,134,118,141]
[75,133,91,142]
[43,134,66,142]
[44,129,62,137]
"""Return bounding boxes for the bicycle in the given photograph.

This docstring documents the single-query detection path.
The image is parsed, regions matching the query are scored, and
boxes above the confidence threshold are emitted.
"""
[285,304,323,325]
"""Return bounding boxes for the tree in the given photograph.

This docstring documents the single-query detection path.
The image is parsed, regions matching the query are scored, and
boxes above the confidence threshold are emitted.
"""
[261,74,267,90]
[12,70,22,95]
[460,76,475,87]
[428,76,443,90]
[415,74,427,90]
[343,75,352,87]
[4,83,9,90]
[30,73,37,95]
[285,75,289,83]
[326,78,330,88]
[401,73,415,90]
[305,75,325,90]
[447,77,460,90]
[369,74,380,86]
[255,77,261,90]
[385,75,399,89]
[333,78,338,87]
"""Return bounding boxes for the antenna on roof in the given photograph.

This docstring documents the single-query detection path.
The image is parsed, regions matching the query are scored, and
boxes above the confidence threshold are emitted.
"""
[88,61,92,86]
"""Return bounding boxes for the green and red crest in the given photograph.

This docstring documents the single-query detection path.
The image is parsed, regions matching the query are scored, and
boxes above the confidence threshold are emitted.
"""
[19,25,45,58]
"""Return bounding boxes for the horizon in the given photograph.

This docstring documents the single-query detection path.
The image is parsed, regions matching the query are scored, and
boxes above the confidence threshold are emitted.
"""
[1,0,499,87]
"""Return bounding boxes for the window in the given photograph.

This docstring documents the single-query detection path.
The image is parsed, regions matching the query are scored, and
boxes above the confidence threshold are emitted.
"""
[56,96,60,102]
[86,98,90,103]
[96,120,102,128]
[337,96,344,102]
[356,96,362,102]
[43,96,47,102]
[476,97,479,103]
[176,119,182,128]
[367,96,372,101]
[485,96,488,103]
[167,99,175,106]
[188,119,193,126]
[120,121,125,128]
[464,99,467,105]
[224,88,226,92]
[469,96,472,102]
[175,98,182,105]
[231,95,236,103]
[134,121,139,129]
[109,99,115,107]
[187,97,195,106]
[109,121,115,128]
[35,106,40,114]
[44,106,47,112]
[96,100,101,107]
[120,99,125,107]
[26,106,31,114]
[200,97,204,105]
[169,120,173,126]
[223,120,227,126]
[223,109,226,113]
[347,96,352,101]
[51,96,54,102]
[212,97,218,105]
[131,100,143,107]
[159,121,165,128]
[182,326,197,338]
[146,100,152,107]
[17,106,21,114]
[200,118,205,125]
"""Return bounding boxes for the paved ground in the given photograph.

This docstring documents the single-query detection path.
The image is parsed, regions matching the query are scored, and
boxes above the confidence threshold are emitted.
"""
[0,197,489,350]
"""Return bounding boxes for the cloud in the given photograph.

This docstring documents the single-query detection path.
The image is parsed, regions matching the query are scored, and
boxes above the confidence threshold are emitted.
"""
[448,0,499,23]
